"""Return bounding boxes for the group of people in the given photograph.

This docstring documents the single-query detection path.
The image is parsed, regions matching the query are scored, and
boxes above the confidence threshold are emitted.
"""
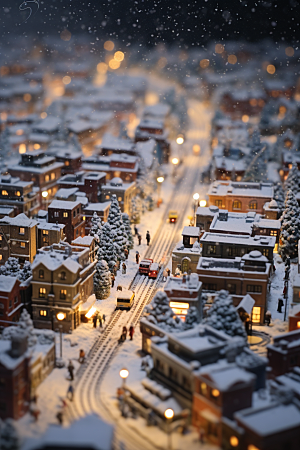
[93,312,106,328]
[134,226,151,246]
[118,324,134,343]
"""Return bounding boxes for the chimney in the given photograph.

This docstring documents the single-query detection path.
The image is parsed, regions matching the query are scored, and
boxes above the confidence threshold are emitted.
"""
[10,332,28,358]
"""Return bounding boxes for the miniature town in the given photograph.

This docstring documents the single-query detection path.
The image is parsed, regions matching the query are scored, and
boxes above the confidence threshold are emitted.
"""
[1,19,300,450]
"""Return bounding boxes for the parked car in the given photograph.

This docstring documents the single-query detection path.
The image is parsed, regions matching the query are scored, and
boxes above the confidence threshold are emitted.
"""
[148,262,160,279]
[139,258,153,275]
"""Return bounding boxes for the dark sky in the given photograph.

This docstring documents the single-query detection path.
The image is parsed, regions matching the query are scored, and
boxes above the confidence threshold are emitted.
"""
[0,0,299,47]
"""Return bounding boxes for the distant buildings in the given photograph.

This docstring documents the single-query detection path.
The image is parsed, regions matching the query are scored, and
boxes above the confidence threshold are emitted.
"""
[48,200,85,243]
[0,275,23,325]
[100,177,136,214]
[0,174,40,217]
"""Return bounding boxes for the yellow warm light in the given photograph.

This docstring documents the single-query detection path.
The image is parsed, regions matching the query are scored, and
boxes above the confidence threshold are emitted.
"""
[230,436,239,447]
[85,306,97,319]
[57,312,65,321]
[215,44,225,54]
[109,59,121,70]
[200,200,207,207]
[164,408,174,420]
[42,191,48,198]
[285,47,294,57]
[53,86,65,97]
[242,115,249,123]
[104,40,114,51]
[60,29,71,41]
[120,368,129,379]
[193,193,200,201]
[297,321,300,328]
[200,59,210,69]
[41,112,47,119]
[176,136,184,145]
[172,157,179,165]
[248,446,260,450]
[0,112,7,121]
[228,54,237,64]
[62,76,71,85]
[97,62,108,74]
[19,144,26,154]
[172,308,188,315]
[157,176,164,183]
[23,93,32,102]
[279,106,286,115]
[16,129,23,136]
[33,143,40,150]
[212,389,220,397]
[114,51,124,62]
[193,144,200,153]
[267,64,276,74]
[170,302,189,309]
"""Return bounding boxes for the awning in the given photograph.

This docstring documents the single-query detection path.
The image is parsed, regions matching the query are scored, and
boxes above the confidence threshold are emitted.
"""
[236,294,255,315]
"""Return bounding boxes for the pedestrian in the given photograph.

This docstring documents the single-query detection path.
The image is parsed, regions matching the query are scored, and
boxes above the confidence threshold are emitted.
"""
[122,262,127,274]
[199,428,205,444]
[146,230,151,246]
[129,324,134,340]
[138,234,142,245]
[134,225,138,236]
[102,313,106,324]
[79,348,85,363]
[136,251,140,264]
[166,268,170,277]
[67,384,74,401]
[163,269,167,282]
[124,248,129,259]
[265,311,271,326]
[122,326,127,339]
[99,314,103,328]
[56,411,63,425]
[111,273,115,288]
[68,360,74,381]
[277,297,284,313]
[93,313,97,328]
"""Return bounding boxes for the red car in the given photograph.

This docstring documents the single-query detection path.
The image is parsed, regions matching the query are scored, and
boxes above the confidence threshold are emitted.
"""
[139,259,153,275]
[149,263,160,279]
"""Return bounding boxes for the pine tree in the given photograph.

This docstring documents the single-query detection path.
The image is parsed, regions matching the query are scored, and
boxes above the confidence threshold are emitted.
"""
[0,258,21,277]
[93,259,111,300]
[147,194,154,211]
[274,182,285,215]
[203,290,247,340]
[144,291,183,332]
[184,306,200,329]
[279,190,300,261]
[284,162,300,194]
[89,212,102,243]
[0,419,20,450]
[17,309,37,347]
[0,128,12,157]
[18,261,32,282]
[97,222,117,273]
[122,213,134,250]
[107,195,127,260]
[130,197,140,224]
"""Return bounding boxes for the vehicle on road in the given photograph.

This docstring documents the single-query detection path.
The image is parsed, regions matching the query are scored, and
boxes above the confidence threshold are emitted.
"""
[116,288,135,310]
[139,258,153,275]
[148,262,160,279]
[169,210,178,223]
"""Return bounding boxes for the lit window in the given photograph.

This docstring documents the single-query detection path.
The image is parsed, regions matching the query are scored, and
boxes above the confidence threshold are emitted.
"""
[65,161,70,166]
[248,445,260,450]
[247,285,262,293]
[118,197,122,202]
[233,200,242,210]
[0,236,2,241]
[60,271,66,280]
[39,310,47,317]
[297,321,300,328]
[42,230,49,235]
[51,173,55,180]
[39,269,44,279]
[60,289,67,299]
[200,382,207,395]
[211,389,220,398]
[20,242,25,248]
[63,212,68,218]
[270,230,277,236]
[249,200,257,210]
[262,248,269,257]
[106,195,110,200]
[19,227,25,235]
[215,199,222,207]
[230,436,239,447]
[252,306,261,323]
[0,255,2,261]
[1,190,8,196]
[45,175,50,182]
[39,288,46,298]
[15,191,21,197]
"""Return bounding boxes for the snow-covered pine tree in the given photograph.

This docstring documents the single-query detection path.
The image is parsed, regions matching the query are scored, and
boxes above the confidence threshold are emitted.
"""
[273,182,285,215]
[284,162,300,194]
[121,213,134,250]
[107,194,127,260]
[0,419,20,450]
[18,261,32,282]
[147,194,154,211]
[203,290,247,340]
[97,222,117,273]
[0,128,12,157]
[89,212,102,243]
[184,306,200,329]
[17,309,37,347]
[93,259,111,300]
[279,190,300,261]
[144,291,183,332]
[0,258,21,277]
[130,197,140,224]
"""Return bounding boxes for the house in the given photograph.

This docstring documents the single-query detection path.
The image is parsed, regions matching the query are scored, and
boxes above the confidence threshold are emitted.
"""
[81,153,139,183]
[48,200,85,243]
[207,181,273,215]
[0,174,40,217]
[263,199,281,219]
[31,243,96,332]
[100,177,136,214]
[164,274,202,319]
[67,115,112,152]
[196,251,271,325]
[172,227,201,274]
[0,213,37,265]
[0,206,14,219]
[58,171,106,203]
[37,222,66,249]
[98,132,136,156]
[46,143,82,175]
[267,329,300,377]
[288,304,300,332]
[83,201,111,232]
[0,276,23,326]
[219,88,266,118]
[7,151,63,207]
[135,118,170,164]
[29,117,60,148]
[71,236,97,264]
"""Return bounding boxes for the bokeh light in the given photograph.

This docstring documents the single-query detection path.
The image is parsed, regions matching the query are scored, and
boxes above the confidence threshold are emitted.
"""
[228,54,237,64]
[267,64,276,74]
[200,59,210,69]
[114,51,124,62]
[104,40,114,51]
[62,76,71,85]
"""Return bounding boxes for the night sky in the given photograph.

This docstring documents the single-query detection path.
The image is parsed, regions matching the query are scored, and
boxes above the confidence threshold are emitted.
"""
[0,0,299,47]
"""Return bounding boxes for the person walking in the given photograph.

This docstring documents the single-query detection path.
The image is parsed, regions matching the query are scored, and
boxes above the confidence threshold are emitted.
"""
[68,360,74,381]
[265,311,272,326]
[124,248,129,259]
[93,313,97,328]
[122,262,127,274]
[111,273,115,288]
[146,231,151,246]
[67,384,74,401]
[166,268,170,277]
[56,410,63,425]
[99,314,103,328]
[134,225,138,236]
[136,251,140,264]
[277,297,284,313]
[138,234,142,245]
[102,313,106,324]
[79,349,85,364]
[122,326,127,339]
[129,325,134,340]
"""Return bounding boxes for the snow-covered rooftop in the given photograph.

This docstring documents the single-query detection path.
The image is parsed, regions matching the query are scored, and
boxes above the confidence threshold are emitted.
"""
[55,187,79,199]
[201,364,255,391]
[0,213,37,228]
[72,236,94,246]
[48,199,81,210]
[208,180,273,198]
[0,274,18,292]
[182,226,200,237]
[32,251,81,273]
[200,232,276,247]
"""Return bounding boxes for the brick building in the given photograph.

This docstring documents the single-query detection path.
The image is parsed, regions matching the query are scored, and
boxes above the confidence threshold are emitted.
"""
[0,275,23,326]
[267,329,300,378]
[0,174,40,217]
[48,200,85,243]
[58,171,106,203]
[100,177,136,214]
[37,222,66,249]
[164,274,202,320]
[81,153,139,183]
[135,118,170,164]
[46,144,82,176]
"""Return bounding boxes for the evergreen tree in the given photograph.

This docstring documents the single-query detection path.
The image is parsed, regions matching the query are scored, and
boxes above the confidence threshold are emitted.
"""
[97,222,117,273]
[273,182,285,215]
[147,194,154,211]
[93,259,111,300]
[0,419,20,450]
[0,258,21,277]
[18,261,32,282]
[122,213,134,250]
[89,212,102,243]
[107,194,127,260]
[130,197,140,224]
[279,190,300,261]
[284,162,300,194]
[203,290,247,340]
[17,309,37,347]
[0,128,12,157]
[184,306,200,329]
[144,291,183,332]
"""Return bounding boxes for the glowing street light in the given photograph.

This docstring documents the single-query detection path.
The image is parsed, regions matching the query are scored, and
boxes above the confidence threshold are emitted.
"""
[42,191,48,198]
[157,176,164,183]
[119,368,129,416]
[176,135,184,145]
[164,408,175,450]
[193,193,200,201]
[172,157,179,165]
[200,199,207,207]
[157,176,164,204]
[57,312,65,359]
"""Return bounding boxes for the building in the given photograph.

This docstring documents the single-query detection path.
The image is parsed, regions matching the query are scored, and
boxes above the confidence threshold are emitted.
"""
[100,177,136,214]
[0,275,23,326]
[48,200,85,243]
[0,213,37,265]
[200,232,275,263]
[263,199,281,220]
[46,144,82,176]
[267,329,300,378]
[31,243,96,332]
[197,251,271,325]
[58,171,106,203]
[164,274,202,319]
[207,181,273,215]
[81,153,139,183]
[83,201,111,232]
[71,236,97,263]
[98,132,136,156]
[37,222,66,249]
[0,206,14,219]
[0,174,40,217]
[171,226,201,274]
[7,151,63,207]
[135,118,170,164]
[288,304,300,332]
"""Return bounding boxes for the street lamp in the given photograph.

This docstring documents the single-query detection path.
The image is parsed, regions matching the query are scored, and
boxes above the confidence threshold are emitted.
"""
[164,408,174,450]
[119,368,129,417]
[200,199,207,207]
[57,312,65,359]
[171,158,179,178]
[157,176,164,204]
[176,135,184,145]
[193,193,200,226]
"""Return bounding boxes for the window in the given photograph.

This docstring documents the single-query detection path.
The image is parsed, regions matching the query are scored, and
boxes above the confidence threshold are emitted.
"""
[215,199,222,207]
[39,288,46,298]
[252,306,261,323]
[77,208,79,214]
[203,283,217,291]
[54,211,59,218]
[0,255,2,261]
[60,289,67,300]
[14,296,18,304]
[207,245,216,255]
[20,242,25,248]
[262,248,269,257]
[105,195,110,200]
[1,190,8,196]
[19,227,25,235]
[118,196,122,202]
[15,191,21,197]
[200,382,207,396]
[65,161,70,166]
[39,310,47,317]
[42,229,49,235]
[249,200,257,209]
[60,271,66,280]
[232,200,242,210]
[247,285,262,293]
[9,300,12,308]
[0,236,2,241]
[227,247,240,257]
[45,175,50,182]
[63,212,68,218]
[73,211,76,218]
[227,283,236,294]
[270,230,277,236]
[51,173,55,180]
[39,269,44,279]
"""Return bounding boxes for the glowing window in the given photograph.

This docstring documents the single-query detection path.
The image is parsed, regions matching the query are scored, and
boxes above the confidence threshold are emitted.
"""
[1,190,8,196]
[63,212,68,218]
[60,289,67,299]
[230,436,239,447]
[270,230,277,236]
[51,173,55,180]
[19,228,25,235]
[211,389,220,398]
[42,230,49,235]
[39,269,44,279]
[252,307,261,323]
[45,175,50,182]
[39,310,47,316]
[15,191,21,197]
[233,200,242,210]
[39,288,46,298]
[249,200,257,210]
[20,242,25,248]
[297,321,300,328]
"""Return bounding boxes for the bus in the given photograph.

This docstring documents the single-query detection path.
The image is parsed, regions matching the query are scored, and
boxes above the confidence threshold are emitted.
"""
[116,288,135,310]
